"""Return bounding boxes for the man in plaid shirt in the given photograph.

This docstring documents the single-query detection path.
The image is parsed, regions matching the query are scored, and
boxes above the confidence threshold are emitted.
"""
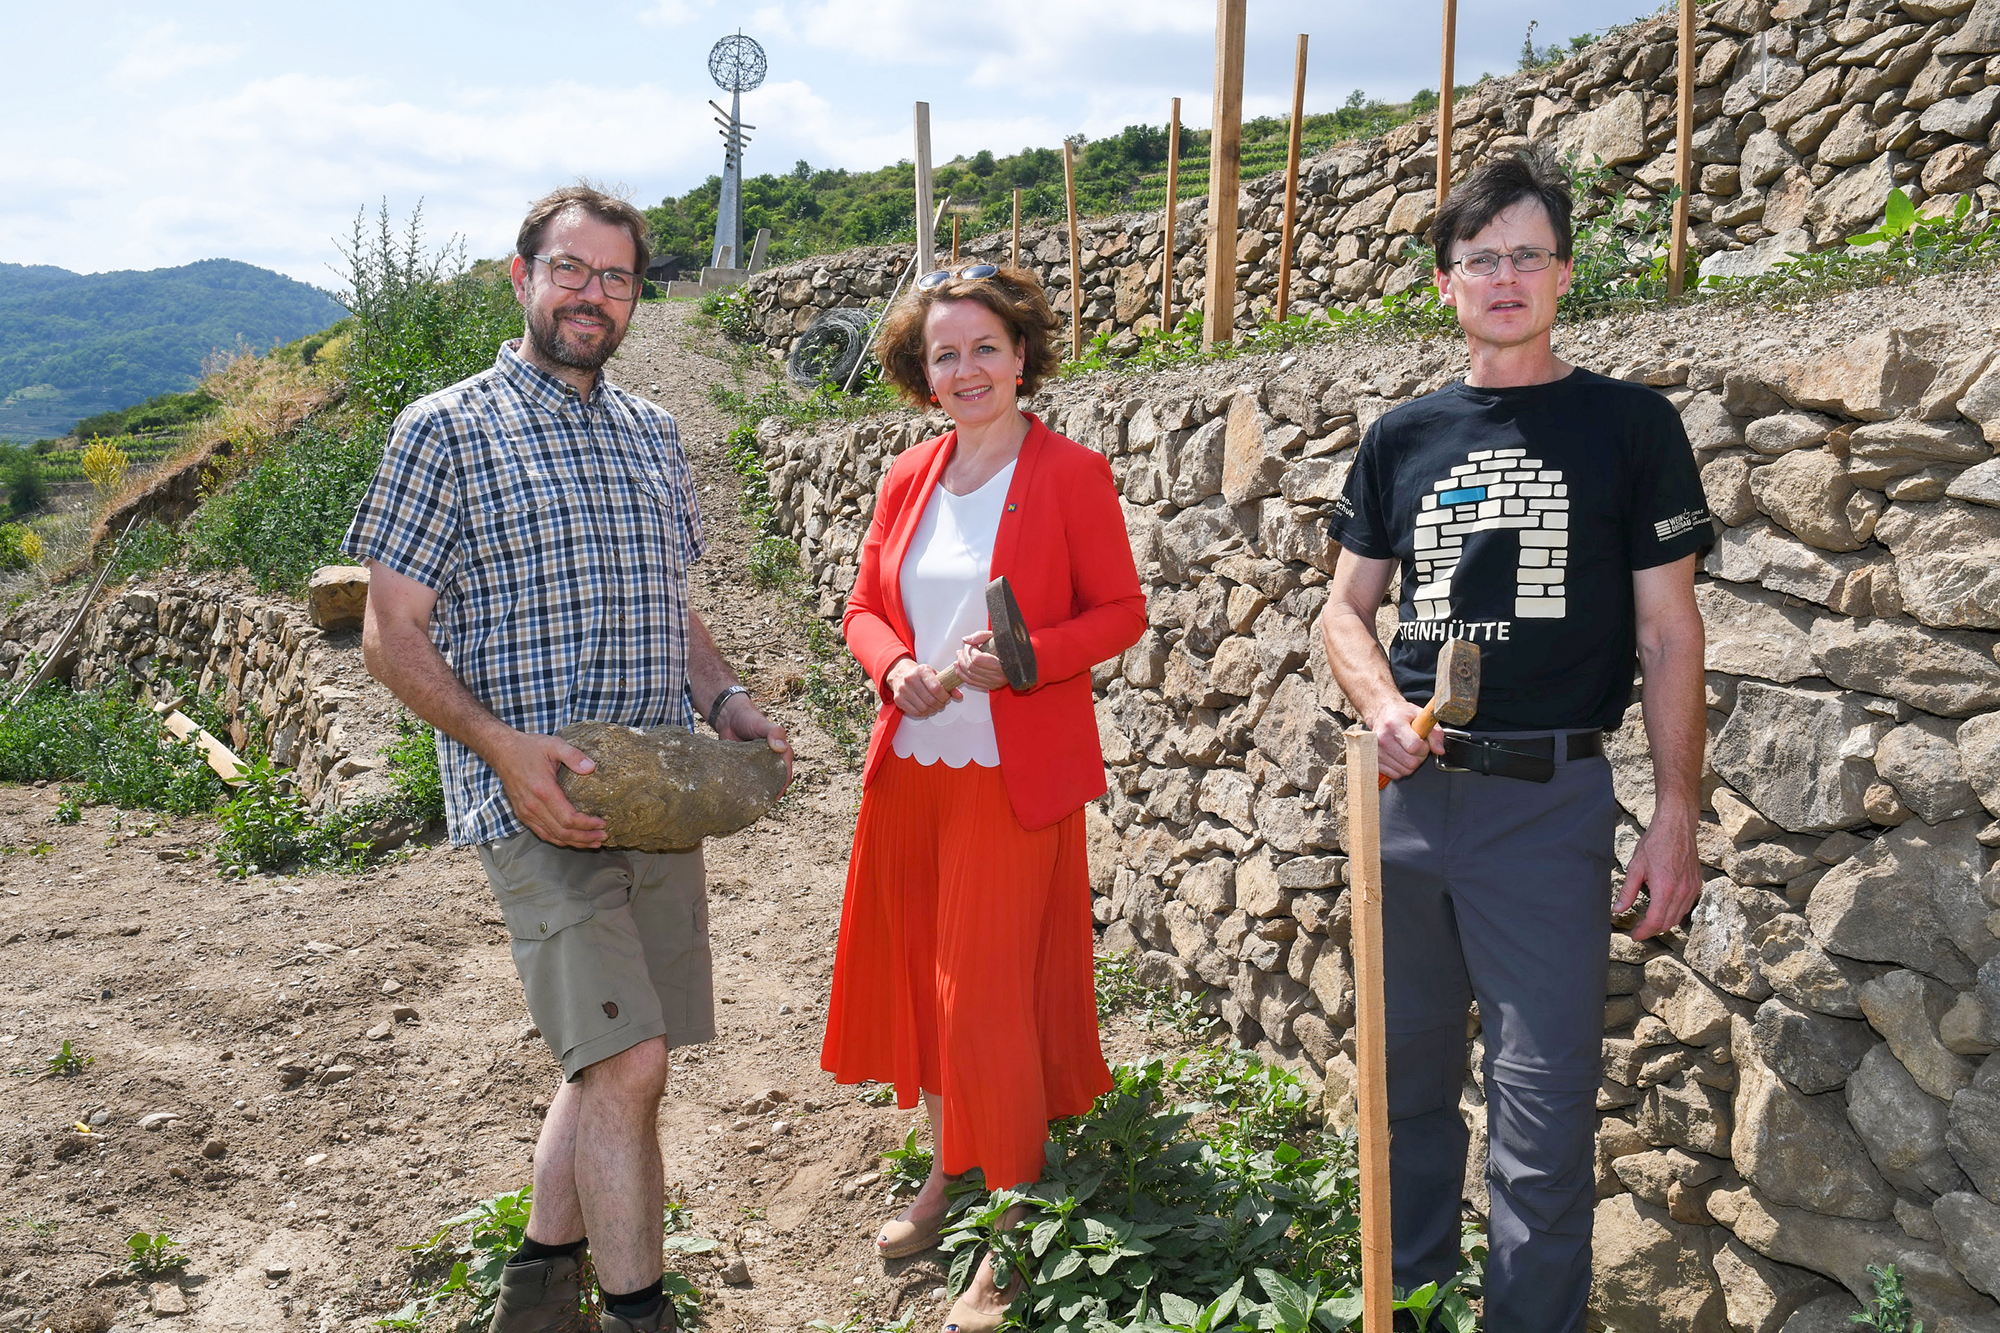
[346,185,789,1333]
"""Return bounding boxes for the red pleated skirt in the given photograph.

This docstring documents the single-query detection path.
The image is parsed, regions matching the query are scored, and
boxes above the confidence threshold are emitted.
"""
[819,752,1113,1189]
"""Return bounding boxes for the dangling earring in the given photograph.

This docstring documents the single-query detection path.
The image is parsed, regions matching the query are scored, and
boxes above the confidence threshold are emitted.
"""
[929,392,939,405]
[1015,375,1024,387]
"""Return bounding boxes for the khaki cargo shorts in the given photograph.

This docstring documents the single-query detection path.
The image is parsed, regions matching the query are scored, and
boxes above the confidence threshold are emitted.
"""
[477,831,716,1080]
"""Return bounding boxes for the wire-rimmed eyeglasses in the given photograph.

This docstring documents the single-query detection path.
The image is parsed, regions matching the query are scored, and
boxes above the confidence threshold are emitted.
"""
[1449,247,1558,277]
[915,263,1000,291]
[530,253,641,302]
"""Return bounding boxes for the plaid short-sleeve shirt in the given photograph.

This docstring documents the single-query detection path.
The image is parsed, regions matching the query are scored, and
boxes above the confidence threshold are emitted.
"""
[343,340,705,847]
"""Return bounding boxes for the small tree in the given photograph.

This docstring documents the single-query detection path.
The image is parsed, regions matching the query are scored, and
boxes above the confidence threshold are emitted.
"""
[335,202,524,425]
[1,447,45,517]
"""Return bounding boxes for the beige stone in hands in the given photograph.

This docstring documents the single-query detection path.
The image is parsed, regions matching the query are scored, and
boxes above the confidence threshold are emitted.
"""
[556,720,787,852]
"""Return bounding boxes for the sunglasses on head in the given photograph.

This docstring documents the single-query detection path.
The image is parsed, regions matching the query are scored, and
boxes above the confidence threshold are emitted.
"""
[915,263,999,290]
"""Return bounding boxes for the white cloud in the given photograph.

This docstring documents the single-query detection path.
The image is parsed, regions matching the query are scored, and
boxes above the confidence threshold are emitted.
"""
[637,0,725,27]
[110,22,242,83]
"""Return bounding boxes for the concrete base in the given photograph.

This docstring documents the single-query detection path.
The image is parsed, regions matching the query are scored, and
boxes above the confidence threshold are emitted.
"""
[662,268,752,300]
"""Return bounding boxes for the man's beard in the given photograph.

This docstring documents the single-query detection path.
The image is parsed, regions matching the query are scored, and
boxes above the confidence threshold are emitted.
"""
[526,298,624,373]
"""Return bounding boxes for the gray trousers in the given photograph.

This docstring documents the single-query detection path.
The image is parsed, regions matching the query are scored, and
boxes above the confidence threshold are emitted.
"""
[1378,738,1619,1333]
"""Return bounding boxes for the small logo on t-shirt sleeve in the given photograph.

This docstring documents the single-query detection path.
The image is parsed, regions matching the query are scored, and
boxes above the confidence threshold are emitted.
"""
[1653,507,1710,542]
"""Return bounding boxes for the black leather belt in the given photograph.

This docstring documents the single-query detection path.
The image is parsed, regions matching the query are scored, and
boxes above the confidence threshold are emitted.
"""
[1437,730,1604,784]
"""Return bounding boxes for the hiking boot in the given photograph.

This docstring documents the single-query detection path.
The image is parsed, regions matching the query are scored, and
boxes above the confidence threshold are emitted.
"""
[489,1253,589,1333]
[601,1296,675,1333]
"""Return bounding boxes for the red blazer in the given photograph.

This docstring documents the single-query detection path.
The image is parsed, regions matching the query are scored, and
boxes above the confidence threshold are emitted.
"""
[844,414,1147,831]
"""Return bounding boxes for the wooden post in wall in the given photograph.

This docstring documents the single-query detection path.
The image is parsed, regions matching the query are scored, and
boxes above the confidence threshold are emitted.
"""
[1012,188,1022,269]
[1163,97,1182,336]
[914,102,936,278]
[1205,0,1247,350]
[1436,0,1457,213]
[1345,727,1393,1333]
[951,214,961,263]
[1668,0,1696,296]
[1276,35,1309,324]
[1063,138,1084,361]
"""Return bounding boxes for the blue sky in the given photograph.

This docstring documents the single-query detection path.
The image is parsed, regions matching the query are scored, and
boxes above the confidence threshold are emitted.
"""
[0,0,1657,288]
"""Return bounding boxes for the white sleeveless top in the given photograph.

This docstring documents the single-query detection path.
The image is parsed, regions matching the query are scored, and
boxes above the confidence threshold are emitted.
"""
[893,461,1016,768]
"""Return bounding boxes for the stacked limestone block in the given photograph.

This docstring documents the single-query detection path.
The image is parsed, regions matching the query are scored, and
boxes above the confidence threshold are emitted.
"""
[754,309,2000,1329]
[741,0,2000,365]
[0,577,402,817]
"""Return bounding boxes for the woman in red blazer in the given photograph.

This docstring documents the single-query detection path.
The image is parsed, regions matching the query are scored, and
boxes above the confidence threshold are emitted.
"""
[820,263,1145,1333]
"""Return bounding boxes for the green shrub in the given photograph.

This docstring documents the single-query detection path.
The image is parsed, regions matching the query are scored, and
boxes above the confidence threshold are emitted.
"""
[109,518,187,583]
[0,521,40,571]
[380,1187,708,1332]
[0,676,227,815]
[699,286,758,341]
[2,448,46,516]
[338,203,524,424]
[43,1039,92,1076]
[214,752,365,876]
[747,535,801,589]
[933,1049,1478,1332]
[1854,1262,1921,1331]
[384,710,445,827]
[183,422,386,595]
[1706,187,2000,304]
[124,1226,189,1277]
[213,713,445,876]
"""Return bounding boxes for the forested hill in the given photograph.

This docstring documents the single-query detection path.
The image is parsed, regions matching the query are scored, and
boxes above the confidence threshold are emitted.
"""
[0,258,347,441]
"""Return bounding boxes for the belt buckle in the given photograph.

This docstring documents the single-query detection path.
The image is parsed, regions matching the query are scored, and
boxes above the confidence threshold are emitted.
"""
[1436,731,1479,775]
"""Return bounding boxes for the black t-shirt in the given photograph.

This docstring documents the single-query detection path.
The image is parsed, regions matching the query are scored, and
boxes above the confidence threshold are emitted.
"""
[1328,368,1712,732]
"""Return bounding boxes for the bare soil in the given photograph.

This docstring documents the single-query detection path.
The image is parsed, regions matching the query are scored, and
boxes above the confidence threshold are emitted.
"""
[0,302,1174,1333]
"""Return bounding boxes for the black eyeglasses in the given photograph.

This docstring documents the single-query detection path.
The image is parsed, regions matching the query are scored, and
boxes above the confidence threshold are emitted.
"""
[530,253,640,302]
[915,263,999,290]
[1450,247,1557,277]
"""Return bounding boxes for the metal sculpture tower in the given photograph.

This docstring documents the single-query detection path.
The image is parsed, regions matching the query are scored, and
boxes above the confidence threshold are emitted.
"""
[707,32,767,271]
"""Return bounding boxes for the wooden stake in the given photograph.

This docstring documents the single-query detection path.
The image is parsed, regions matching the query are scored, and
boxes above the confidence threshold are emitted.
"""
[1012,188,1022,269]
[1345,727,1393,1333]
[156,699,247,786]
[1276,35,1309,324]
[1668,0,1696,297]
[914,102,936,278]
[1163,97,1182,336]
[951,214,961,263]
[1205,0,1247,349]
[1436,0,1458,213]
[1063,138,1084,361]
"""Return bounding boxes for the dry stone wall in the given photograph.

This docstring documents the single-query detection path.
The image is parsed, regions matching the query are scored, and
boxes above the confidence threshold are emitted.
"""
[741,0,2000,363]
[754,299,2000,1329]
[0,576,404,820]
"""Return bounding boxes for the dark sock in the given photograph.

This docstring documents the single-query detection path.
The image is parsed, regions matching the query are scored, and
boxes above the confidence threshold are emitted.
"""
[604,1281,664,1317]
[509,1236,586,1265]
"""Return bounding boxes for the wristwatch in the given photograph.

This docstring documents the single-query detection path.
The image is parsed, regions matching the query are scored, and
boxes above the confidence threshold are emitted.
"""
[706,685,751,732]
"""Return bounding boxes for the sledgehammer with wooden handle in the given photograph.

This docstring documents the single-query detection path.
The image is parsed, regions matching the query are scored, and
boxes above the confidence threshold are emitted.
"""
[933,576,1039,695]
[1378,638,1481,790]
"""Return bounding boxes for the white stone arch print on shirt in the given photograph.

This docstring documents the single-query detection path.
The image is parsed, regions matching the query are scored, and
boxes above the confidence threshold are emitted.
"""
[1411,447,1569,620]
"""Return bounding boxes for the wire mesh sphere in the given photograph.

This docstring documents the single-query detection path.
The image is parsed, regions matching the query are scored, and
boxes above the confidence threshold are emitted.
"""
[708,34,767,92]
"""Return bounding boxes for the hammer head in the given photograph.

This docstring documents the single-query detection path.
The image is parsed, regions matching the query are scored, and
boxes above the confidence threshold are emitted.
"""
[1432,640,1481,726]
[985,576,1039,691]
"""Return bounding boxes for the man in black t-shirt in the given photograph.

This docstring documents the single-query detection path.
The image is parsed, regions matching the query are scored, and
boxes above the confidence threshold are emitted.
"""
[1318,154,1710,1332]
